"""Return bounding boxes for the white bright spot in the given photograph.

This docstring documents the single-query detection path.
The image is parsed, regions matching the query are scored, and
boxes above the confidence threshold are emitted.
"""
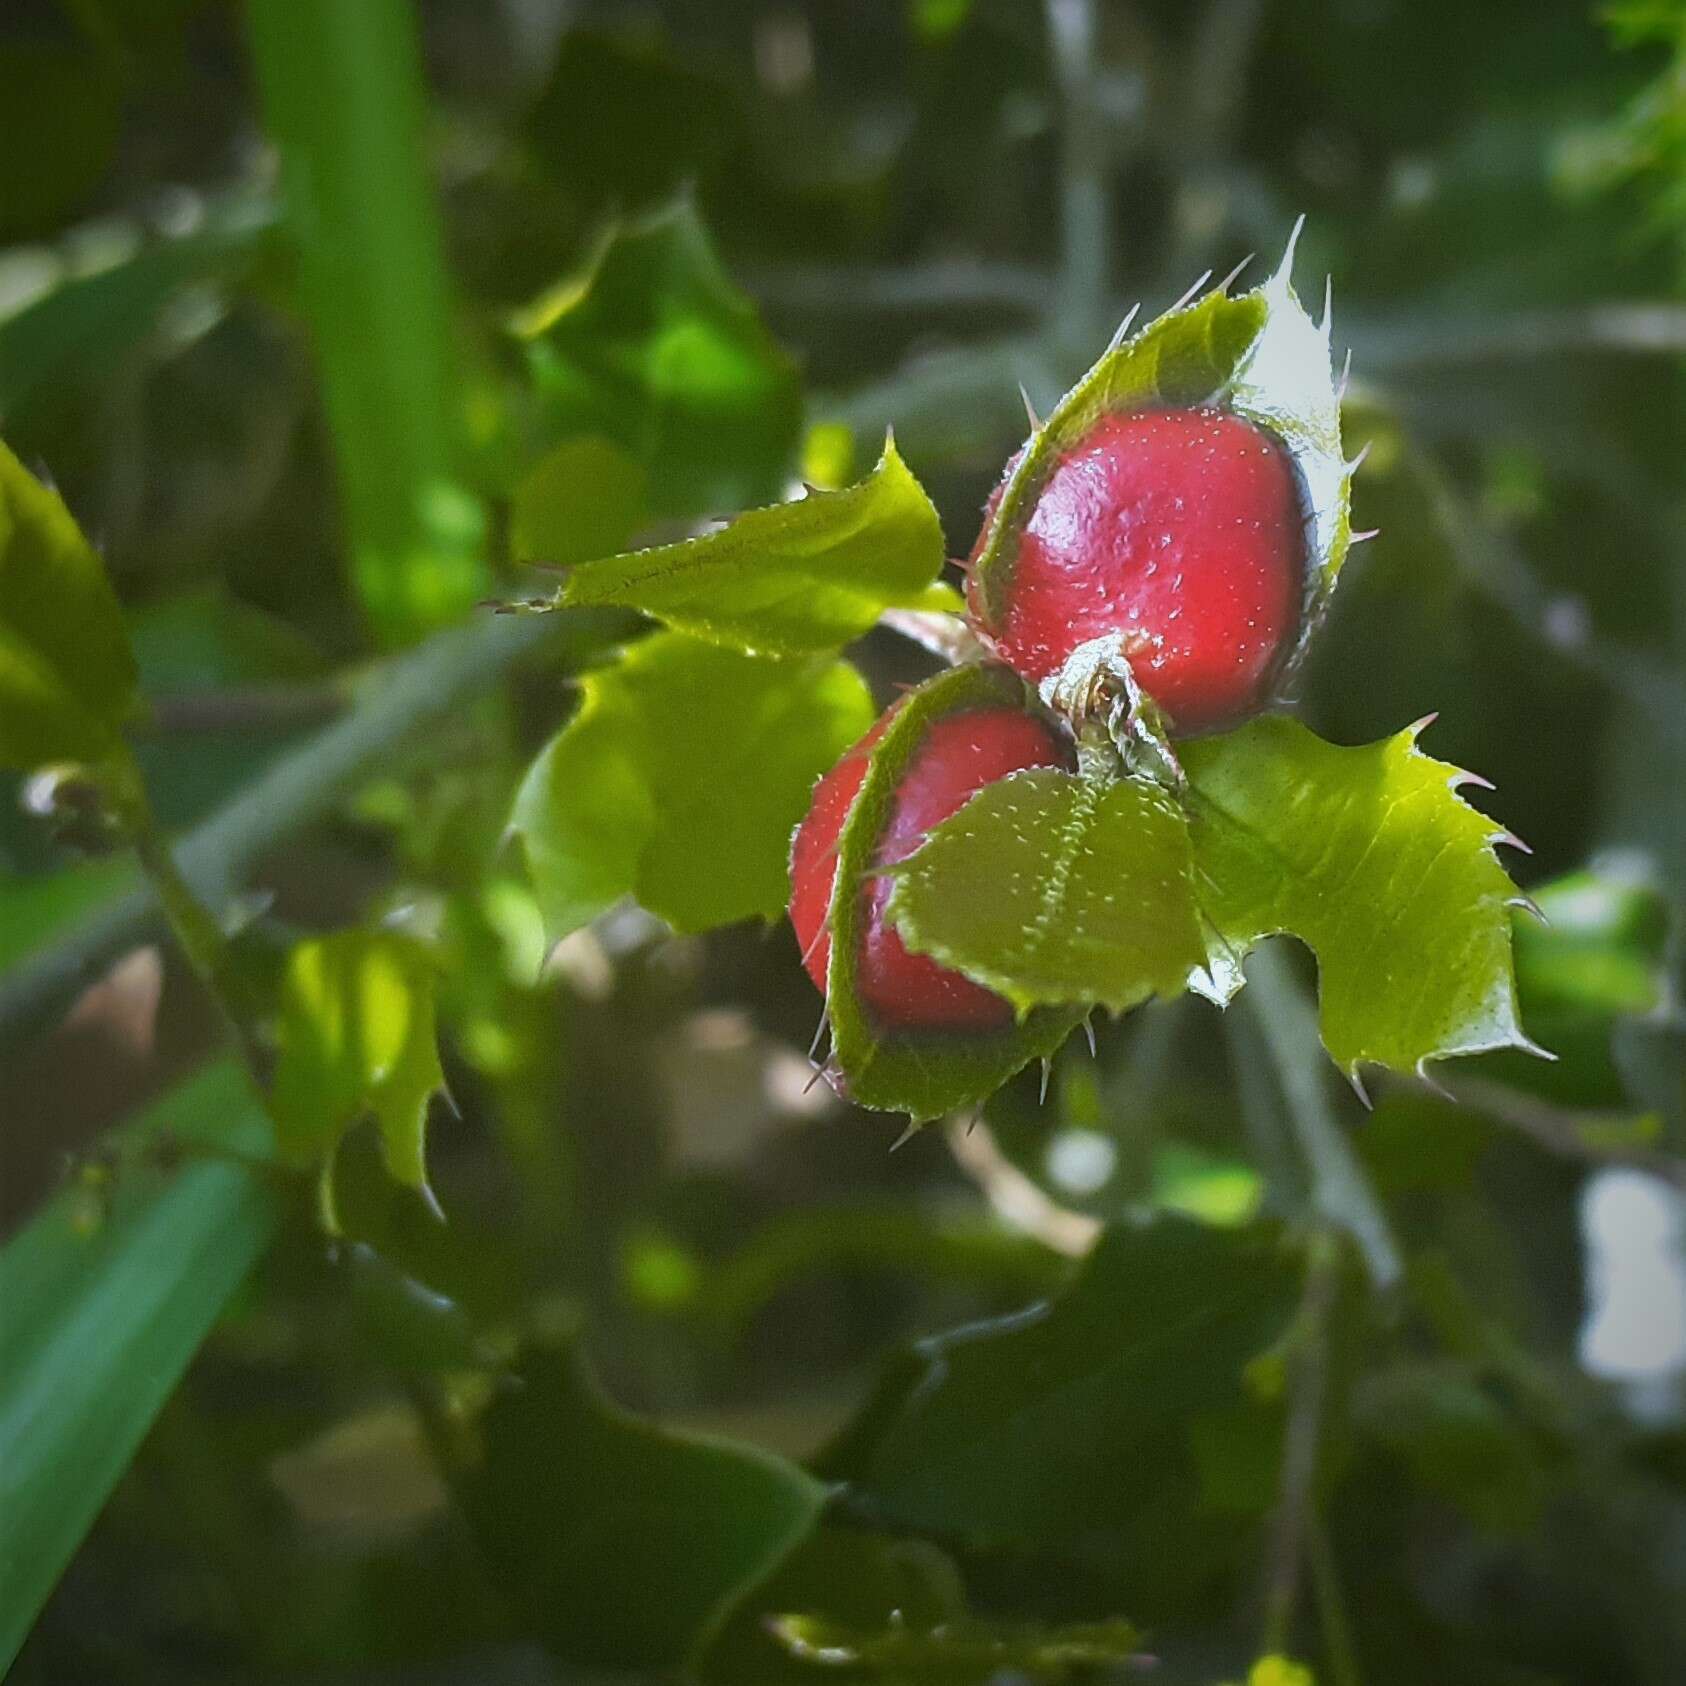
[1579,1169,1686,1421]
[1045,1129,1117,1196]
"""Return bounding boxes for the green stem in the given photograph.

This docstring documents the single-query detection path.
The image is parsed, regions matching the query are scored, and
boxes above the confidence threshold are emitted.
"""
[0,610,626,1057]
[1259,1226,1341,1659]
[1245,940,1401,1289]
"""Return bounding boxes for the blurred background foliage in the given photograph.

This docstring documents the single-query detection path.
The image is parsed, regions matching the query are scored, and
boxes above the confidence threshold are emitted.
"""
[1,0,1684,1682]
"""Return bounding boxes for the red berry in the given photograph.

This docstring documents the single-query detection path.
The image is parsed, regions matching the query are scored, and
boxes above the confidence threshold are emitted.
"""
[790,706,1070,1032]
[966,406,1304,732]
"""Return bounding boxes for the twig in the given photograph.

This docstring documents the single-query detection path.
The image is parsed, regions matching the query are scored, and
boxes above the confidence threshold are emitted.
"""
[1260,1226,1342,1658]
[1243,941,1402,1289]
[944,1117,1100,1258]
[1430,1071,1686,1193]
[0,610,623,1055]
[140,682,349,736]
[879,607,992,667]
[1045,0,1110,341]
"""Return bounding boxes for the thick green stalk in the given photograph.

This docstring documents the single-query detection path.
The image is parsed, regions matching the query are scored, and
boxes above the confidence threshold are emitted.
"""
[245,0,485,642]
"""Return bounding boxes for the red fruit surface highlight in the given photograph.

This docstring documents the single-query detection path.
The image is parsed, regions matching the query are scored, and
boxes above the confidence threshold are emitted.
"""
[790,706,1070,1033]
[967,406,1304,731]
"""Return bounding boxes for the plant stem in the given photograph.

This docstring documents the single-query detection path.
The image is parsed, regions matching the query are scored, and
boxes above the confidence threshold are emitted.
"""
[1244,940,1401,1289]
[1307,1513,1364,1686]
[1045,0,1109,342]
[1260,1225,1342,1658]
[0,610,622,1057]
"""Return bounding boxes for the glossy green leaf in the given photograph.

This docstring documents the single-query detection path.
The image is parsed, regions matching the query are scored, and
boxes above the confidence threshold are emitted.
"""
[540,436,948,656]
[828,1217,1298,1545]
[822,664,1085,1121]
[270,930,445,1207]
[456,1335,825,1670]
[0,1062,282,1675]
[516,201,800,519]
[1182,714,1533,1078]
[884,766,1206,1015]
[510,631,873,942]
[246,0,487,643]
[968,227,1352,691]
[0,437,139,770]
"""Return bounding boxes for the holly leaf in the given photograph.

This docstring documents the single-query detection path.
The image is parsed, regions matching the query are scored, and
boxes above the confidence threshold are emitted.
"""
[883,766,1206,1016]
[0,438,138,771]
[824,1216,1298,1549]
[456,1333,825,1671]
[822,663,1084,1122]
[532,436,949,657]
[270,930,446,1212]
[515,200,800,519]
[968,225,1354,687]
[1182,714,1534,1079]
[510,631,873,943]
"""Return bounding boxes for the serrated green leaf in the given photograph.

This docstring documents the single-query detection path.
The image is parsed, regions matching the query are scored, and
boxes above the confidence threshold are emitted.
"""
[455,1334,825,1671]
[511,631,874,941]
[823,664,1084,1120]
[884,766,1205,1016]
[0,438,138,770]
[270,930,445,1205]
[544,436,947,656]
[1182,714,1531,1078]
[968,230,1352,688]
[516,200,801,520]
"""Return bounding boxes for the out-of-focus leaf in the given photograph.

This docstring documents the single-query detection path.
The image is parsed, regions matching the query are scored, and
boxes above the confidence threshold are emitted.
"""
[702,1527,967,1684]
[0,856,138,973]
[1515,870,1668,1016]
[270,930,445,1210]
[456,1335,825,1671]
[541,437,947,656]
[246,0,487,643]
[885,766,1206,1015]
[509,631,873,942]
[828,1217,1298,1546]
[968,232,1351,692]
[516,201,801,520]
[1354,1361,1555,1533]
[767,1611,1142,1683]
[0,195,276,425]
[509,435,648,569]
[1183,714,1532,1079]
[0,1062,282,1675]
[0,43,123,242]
[0,438,138,771]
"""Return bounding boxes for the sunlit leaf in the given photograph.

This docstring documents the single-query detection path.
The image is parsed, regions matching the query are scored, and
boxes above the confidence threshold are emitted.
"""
[516,200,800,519]
[510,630,873,941]
[537,436,947,656]
[885,765,1206,1016]
[270,929,446,1210]
[0,437,138,771]
[456,1334,825,1670]
[1182,714,1533,1078]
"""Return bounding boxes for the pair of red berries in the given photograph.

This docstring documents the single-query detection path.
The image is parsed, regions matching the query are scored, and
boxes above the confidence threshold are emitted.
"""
[790,405,1305,1034]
